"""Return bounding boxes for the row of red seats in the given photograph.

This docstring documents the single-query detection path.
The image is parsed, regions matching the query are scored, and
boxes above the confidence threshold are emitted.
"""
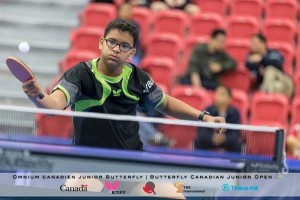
[194,0,300,21]
[80,3,300,46]
[82,0,300,27]
[66,26,300,73]
[73,3,300,77]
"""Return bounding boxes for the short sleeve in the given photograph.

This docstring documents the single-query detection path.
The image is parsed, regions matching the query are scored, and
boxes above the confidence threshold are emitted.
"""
[137,69,165,110]
[52,64,84,107]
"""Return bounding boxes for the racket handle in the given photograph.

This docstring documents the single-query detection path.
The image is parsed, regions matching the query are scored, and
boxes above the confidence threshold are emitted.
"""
[37,91,45,100]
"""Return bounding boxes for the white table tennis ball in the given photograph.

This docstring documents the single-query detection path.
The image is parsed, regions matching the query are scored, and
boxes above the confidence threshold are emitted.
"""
[18,41,30,53]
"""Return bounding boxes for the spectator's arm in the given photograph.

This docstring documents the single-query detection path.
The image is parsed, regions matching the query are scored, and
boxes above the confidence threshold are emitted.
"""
[219,53,237,72]
[190,72,201,88]
[245,53,260,72]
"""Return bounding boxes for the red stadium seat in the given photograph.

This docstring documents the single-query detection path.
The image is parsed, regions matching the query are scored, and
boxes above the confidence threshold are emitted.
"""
[159,123,196,149]
[265,0,298,21]
[35,110,73,139]
[70,27,104,55]
[226,16,260,40]
[294,71,300,96]
[190,13,224,38]
[291,96,300,125]
[171,85,212,110]
[225,39,250,66]
[298,28,300,48]
[81,3,117,28]
[153,10,190,38]
[263,19,296,45]
[196,0,229,16]
[62,50,99,73]
[268,42,294,76]
[145,33,184,64]
[140,56,176,89]
[132,7,153,46]
[296,45,300,71]
[220,68,251,92]
[231,89,249,124]
[249,92,289,126]
[230,0,263,19]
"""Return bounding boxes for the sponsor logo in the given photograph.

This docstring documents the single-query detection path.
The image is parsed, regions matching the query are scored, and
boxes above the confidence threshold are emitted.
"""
[60,184,88,192]
[173,182,205,194]
[143,79,154,93]
[222,184,259,192]
[143,181,156,194]
[112,89,122,97]
[174,182,185,193]
[104,181,119,191]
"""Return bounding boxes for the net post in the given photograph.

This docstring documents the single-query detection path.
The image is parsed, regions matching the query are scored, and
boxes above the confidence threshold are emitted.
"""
[273,129,284,165]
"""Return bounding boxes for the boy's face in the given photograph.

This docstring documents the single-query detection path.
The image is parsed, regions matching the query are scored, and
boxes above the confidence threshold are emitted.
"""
[99,29,136,67]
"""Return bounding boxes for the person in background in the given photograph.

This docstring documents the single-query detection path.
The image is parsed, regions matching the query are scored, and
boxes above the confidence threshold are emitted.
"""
[286,124,300,159]
[91,0,151,7]
[90,0,114,3]
[245,34,294,98]
[186,29,236,90]
[194,86,242,152]
[127,0,151,7]
[150,0,200,15]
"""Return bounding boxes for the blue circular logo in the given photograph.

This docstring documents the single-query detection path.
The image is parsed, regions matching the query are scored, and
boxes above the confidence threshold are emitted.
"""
[222,184,230,191]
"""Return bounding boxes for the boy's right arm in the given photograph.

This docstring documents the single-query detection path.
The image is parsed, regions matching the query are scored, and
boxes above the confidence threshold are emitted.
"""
[23,79,67,110]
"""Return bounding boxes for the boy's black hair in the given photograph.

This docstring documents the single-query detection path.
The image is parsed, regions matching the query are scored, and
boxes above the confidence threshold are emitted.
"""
[104,18,139,46]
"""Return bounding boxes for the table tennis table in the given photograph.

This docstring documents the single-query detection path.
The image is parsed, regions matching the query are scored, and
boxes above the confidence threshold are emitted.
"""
[0,139,244,173]
[0,133,296,173]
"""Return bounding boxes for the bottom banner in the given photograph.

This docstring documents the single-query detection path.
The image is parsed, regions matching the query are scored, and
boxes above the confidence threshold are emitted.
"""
[0,173,299,198]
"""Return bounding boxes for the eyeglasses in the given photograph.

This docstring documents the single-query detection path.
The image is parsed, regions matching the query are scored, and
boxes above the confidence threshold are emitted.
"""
[104,38,133,52]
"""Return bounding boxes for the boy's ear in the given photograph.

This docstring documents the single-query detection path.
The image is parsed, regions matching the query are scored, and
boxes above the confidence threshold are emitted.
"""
[128,48,136,60]
[99,37,104,50]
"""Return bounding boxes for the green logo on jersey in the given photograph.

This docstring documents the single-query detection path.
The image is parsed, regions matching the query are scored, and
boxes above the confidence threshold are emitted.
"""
[112,89,122,97]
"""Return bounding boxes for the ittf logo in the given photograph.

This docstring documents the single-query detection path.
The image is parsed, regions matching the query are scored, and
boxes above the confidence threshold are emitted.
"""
[174,182,185,193]
[104,181,119,191]
[143,181,156,194]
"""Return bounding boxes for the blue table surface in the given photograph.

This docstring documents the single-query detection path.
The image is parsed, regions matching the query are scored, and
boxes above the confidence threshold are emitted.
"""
[0,133,299,171]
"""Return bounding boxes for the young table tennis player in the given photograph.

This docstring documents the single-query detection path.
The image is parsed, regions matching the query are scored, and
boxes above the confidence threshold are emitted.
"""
[22,19,225,151]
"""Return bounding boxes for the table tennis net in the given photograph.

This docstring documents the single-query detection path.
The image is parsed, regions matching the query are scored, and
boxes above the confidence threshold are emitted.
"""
[0,105,284,162]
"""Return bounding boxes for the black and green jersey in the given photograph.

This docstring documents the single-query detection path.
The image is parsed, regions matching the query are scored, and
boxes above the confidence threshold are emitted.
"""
[53,58,165,150]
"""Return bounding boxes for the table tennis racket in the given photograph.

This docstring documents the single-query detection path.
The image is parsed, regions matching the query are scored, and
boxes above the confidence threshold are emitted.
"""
[6,57,34,82]
[6,56,44,99]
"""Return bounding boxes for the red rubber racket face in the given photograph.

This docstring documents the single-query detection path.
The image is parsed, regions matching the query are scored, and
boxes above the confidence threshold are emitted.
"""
[6,57,34,83]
